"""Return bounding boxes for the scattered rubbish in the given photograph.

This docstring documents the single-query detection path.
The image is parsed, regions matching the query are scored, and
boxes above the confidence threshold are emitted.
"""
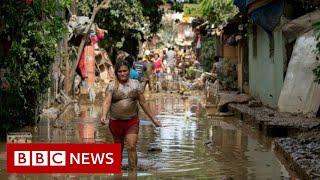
[41,107,59,119]
[7,132,32,143]
[248,100,262,107]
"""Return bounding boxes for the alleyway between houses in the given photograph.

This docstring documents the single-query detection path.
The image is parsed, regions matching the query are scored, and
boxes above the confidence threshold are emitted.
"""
[0,91,293,179]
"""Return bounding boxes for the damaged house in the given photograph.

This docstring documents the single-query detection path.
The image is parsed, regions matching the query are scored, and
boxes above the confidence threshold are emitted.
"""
[233,0,320,116]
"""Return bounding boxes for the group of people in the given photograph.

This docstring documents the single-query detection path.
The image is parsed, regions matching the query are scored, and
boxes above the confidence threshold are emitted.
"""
[127,46,201,92]
[126,47,176,92]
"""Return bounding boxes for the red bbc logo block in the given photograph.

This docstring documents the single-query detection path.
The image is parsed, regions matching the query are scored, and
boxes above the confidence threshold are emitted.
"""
[7,144,121,173]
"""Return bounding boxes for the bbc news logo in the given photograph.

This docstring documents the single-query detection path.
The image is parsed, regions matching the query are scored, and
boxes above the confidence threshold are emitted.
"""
[14,151,66,166]
[7,144,121,173]
[13,151,115,166]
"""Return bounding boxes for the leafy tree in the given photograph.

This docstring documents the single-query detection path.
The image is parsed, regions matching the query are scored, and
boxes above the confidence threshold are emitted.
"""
[183,3,201,17]
[97,0,147,47]
[200,36,216,72]
[78,0,152,58]
[139,0,164,33]
[200,0,238,25]
[79,0,161,47]
[172,1,184,12]
[0,0,70,137]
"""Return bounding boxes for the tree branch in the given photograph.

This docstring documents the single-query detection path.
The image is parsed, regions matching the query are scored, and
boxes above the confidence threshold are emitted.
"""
[69,0,111,93]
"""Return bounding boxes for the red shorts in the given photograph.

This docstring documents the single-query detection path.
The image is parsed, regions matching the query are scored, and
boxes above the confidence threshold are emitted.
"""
[109,116,139,138]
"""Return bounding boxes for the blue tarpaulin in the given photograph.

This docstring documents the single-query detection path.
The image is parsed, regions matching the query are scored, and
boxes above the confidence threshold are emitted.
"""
[233,0,284,34]
[233,0,248,12]
[233,0,258,12]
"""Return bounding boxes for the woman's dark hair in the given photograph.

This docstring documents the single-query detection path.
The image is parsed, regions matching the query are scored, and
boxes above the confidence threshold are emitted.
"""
[124,56,135,68]
[114,60,130,78]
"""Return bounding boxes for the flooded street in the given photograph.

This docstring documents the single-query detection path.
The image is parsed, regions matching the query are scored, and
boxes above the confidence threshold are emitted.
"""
[0,92,292,179]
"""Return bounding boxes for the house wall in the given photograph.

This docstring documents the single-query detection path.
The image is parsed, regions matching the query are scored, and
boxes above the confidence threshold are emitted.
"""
[237,44,243,92]
[248,26,284,107]
[223,44,237,60]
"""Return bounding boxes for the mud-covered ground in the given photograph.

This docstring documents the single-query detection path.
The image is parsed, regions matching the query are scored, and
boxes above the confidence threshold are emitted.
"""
[275,131,320,179]
[228,103,320,137]
[227,102,320,179]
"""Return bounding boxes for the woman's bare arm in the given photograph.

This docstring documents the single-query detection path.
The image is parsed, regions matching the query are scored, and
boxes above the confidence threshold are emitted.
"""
[161,61,166,72]
[100,92,112,124]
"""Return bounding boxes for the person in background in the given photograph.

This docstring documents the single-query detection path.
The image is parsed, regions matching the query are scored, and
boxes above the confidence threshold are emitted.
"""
[133,56,146,82]
[195,28,202,62]
[125,56,139,80]
[100,60,161,172]
[162,49,167,64]
[143,51,155,92]
[211,56,221,74]
[153,53,165,92]
[166,47,176,74]
[153,53,165,78]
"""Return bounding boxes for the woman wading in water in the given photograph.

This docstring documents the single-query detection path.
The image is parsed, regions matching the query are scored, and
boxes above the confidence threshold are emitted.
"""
[100,60,161,172]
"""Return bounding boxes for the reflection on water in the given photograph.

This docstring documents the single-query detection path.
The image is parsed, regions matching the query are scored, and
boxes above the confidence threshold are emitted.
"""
[0,92,291,179]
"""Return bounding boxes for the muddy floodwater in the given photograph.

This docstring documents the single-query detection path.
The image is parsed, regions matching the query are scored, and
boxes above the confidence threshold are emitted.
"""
[0,92,294,179]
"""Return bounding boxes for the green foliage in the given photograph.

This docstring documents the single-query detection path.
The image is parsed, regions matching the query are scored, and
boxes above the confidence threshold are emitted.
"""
[0,0,69,135]
[200,36,216,72]
[78,0,96,16]
[98,0,147,49]
[79,0,163,49]
[0,88,26,138]
[158,17,174,45]
[313,64,320,84]
[200,0,238,25]
[313,21,320,84]
[312,21,320,84]
[183,3,201,17]
[172,1,184,12]
[139,0,164,33]
[164,0,184,12]
[314,21,320,54]
[185,66,196,79]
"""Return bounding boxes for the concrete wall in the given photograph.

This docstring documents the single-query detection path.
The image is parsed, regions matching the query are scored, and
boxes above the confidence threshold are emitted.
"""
[248,26,284,107]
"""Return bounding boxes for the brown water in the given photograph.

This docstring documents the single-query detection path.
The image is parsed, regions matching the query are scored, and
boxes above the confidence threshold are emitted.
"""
[0,92,292,179]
